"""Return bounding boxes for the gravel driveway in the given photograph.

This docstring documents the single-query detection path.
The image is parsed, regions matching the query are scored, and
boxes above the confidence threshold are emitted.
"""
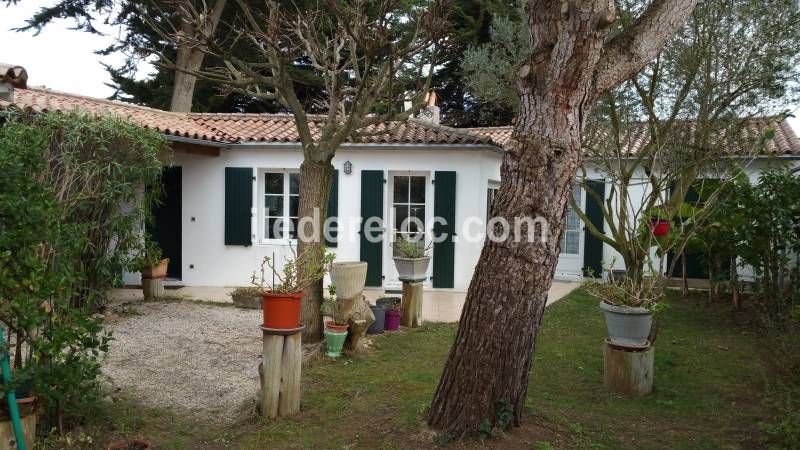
[102,301,263,419]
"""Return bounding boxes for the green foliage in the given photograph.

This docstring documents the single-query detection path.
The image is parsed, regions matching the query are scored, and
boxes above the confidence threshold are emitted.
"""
[0,110,165,430]
[251,247,335,294]
[391,235,432,258]
[477,397,515,439]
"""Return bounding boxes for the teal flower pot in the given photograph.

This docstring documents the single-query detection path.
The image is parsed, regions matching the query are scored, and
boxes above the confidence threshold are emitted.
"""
[324,326,349,358]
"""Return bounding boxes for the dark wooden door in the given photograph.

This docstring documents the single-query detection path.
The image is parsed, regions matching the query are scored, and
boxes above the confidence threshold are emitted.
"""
[149,166,182,279]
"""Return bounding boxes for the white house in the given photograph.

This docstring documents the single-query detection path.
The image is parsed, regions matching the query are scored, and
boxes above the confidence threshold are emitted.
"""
[3,67,799,296]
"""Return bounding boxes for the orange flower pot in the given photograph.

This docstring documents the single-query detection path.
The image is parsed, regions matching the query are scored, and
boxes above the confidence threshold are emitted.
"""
[261,292,303,329]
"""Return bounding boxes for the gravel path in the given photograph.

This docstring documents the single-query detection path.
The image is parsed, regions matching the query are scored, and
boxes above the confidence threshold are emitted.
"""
[102,301,263,419]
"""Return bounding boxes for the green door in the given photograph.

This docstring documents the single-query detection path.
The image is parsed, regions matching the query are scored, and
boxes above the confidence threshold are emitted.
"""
[582,180,605,277]
[433,171,456,288]
[148,166,182,279]
[360,170,384,287]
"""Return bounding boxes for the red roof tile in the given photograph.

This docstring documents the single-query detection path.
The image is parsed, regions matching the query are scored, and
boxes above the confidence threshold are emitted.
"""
[1,87,495,146]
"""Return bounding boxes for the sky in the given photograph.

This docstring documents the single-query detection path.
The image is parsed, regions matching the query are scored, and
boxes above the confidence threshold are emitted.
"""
[1,1,799,134]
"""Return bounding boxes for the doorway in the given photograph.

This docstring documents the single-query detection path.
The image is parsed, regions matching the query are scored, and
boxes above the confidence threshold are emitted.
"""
[148,166,182,280]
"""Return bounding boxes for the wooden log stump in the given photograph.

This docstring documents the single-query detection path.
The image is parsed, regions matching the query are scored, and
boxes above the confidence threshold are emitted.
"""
[401,281,423,328]
[258,327,303,419]
[0,412,36,450]
[344,319,368,352]
[142,277,164,300]
[603,340,654,397]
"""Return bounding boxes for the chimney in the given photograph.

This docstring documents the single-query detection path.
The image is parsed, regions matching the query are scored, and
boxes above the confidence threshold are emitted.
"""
[417,90,440,125]
[0,64,28,102]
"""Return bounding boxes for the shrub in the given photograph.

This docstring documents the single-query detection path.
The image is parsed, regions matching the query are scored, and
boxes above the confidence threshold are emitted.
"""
[0,110,165,431]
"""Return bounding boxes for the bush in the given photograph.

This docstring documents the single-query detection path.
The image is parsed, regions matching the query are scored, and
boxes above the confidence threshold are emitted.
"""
[0,110,166,431]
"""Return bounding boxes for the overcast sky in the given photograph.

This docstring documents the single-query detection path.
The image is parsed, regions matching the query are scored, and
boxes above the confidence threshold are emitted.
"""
[2,1,799,134]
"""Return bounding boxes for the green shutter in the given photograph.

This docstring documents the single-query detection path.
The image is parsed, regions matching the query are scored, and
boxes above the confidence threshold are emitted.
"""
[225,167,253,246]
[433,171,456,288]
[582,180,605,277]
[360,170,384,287]
[325,170,339,247]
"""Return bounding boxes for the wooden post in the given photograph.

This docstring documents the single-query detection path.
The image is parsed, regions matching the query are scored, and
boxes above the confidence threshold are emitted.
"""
[401,281,423,328]
[259,326,303,420]
[142,277,164,300]
[603,340,654,397]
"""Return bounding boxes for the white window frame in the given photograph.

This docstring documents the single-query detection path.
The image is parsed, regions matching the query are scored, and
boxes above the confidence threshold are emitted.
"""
[259,169,300,244]
[560,184,583,256]
[486,180,501,224]
[384,170,433,288]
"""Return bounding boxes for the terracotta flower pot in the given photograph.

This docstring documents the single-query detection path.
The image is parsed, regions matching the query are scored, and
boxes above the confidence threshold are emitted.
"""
[141,258,169,279]
[261,292,303,330]
[325,321,349,333]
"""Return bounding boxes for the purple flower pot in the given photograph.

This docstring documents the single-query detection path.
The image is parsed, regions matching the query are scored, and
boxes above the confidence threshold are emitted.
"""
[384,309,401,331]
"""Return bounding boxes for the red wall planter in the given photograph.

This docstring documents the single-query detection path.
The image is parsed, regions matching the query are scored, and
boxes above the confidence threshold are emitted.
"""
[261,292,303,329]
[650,219,670,237]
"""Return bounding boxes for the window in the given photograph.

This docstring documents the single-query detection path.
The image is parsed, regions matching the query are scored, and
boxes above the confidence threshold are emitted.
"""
[560,185,582,255]
[263,171,299,240]
[486,181,500,223]
[392,174,426,255]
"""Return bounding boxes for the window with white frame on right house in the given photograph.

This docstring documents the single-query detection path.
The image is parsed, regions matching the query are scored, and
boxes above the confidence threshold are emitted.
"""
[560,184,582,254]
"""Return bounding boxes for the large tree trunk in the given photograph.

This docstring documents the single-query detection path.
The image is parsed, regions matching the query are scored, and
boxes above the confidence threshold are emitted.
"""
[297,160,334,343]
[428,0,698,437]
[169,0,227,112]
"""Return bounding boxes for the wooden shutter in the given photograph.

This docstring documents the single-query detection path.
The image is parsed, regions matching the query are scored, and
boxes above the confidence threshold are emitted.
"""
[582,180,605,277]
[225,167,253,246]
[360,170,384,287]
[432,171,456,288]
[325,170,339,247]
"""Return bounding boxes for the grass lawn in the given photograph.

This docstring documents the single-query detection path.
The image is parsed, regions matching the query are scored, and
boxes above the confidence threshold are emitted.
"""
[83,289,775,449]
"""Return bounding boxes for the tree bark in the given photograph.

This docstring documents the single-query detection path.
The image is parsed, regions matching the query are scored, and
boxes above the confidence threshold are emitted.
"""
[169,0,227,112]
[297,160,334,343]
[428,0,698,437]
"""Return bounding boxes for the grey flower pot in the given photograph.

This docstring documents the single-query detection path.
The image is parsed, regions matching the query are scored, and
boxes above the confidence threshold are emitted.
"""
[599,301,653,348]
[367,305,385,334]
[393,256,430,282]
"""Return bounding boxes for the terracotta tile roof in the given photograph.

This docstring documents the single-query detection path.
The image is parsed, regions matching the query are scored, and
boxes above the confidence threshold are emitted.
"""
[0,87,495,146]
[463,119,800,156]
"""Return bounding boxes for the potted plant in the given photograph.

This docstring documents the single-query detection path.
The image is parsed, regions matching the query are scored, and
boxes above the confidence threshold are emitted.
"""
[376,297,402,332]
[138,236,169,279]
[251,247,335,330]
[391,235,431,282]
[329,261,368,299]
[321,285,349,358]
[229,286,262,309]
[584,273,663,348]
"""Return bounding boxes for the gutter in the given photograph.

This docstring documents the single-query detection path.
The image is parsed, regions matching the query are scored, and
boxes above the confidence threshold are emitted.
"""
[164,134,231,148]
[220,140,504,154]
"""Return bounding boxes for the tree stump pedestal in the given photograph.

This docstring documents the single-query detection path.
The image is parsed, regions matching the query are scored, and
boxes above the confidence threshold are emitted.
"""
[141,277,164,300]
[603,339,654,397]
[401,281,423,328]
[257,326,303,419]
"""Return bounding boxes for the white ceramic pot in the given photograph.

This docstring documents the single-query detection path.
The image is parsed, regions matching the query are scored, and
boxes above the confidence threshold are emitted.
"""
[393,256,430,282]
[330,261,368,299]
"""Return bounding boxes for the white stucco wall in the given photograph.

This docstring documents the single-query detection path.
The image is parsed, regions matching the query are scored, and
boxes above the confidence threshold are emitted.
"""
[125,144,503,291]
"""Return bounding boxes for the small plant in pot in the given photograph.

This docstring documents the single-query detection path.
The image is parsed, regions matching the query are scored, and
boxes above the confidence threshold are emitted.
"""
[584,272,664,348]
[136,236,168,279]
[251,247,335,330]
[376,297,402,332]
[321,285,349,357]
[391,235,432,282]
[229,286,263,309]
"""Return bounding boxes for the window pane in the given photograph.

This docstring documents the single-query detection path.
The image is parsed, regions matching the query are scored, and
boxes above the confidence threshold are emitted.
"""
[565,231,580,254]
[289,173,300,195]
[410,176,425,203]
[409,205,425,233]
[394,205,409,231]
[289,195,299,217]
[393,176,409,203]
[265,173,283,194]
[265,195,283,216]
[571,185,582,208]
[267,217,280,239]
[566,209,580,230]
[289,218,298,239]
